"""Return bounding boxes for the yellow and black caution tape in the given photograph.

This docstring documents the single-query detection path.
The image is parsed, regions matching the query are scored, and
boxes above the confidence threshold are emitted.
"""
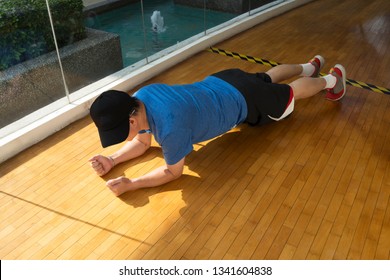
[207,47,390,95]
[208,46,280,68]
[345,79,390,94]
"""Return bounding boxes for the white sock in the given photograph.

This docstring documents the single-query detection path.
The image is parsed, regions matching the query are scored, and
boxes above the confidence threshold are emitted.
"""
[323,74,337,89]
[300,63,315,77]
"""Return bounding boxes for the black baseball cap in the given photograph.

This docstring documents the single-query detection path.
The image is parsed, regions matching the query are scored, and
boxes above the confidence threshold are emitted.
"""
[90,90,137,148]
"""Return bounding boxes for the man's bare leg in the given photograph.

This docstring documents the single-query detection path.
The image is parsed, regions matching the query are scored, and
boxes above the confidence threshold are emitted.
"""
[266,55,324,83]
[289,77,327,100]
[266,64,303,84]
[265,62,326,100]
[264,56,346,101]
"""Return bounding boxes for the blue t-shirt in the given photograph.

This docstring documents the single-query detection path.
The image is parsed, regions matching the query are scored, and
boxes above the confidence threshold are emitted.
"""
[134,76,248,165]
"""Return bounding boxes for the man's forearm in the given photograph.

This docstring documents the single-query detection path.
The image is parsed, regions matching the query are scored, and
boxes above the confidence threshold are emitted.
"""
[105,158,185,196]
[131,165,182,189]
[110,138,149,164]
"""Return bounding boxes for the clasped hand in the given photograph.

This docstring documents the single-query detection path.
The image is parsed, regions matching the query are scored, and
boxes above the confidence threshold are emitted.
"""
[89,155,114,176]
[89,155,137,196]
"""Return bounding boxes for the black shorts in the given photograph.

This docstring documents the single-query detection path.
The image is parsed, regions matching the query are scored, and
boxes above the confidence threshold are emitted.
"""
[212,69,294,125]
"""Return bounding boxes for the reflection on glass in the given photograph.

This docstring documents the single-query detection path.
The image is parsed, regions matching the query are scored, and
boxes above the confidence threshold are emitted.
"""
[84,0,235,67]
[203,0,246,31]
[0,0,85,129]
[249,0,284,15]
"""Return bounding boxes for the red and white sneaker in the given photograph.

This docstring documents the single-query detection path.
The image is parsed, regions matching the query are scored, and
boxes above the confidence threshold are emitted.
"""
[325,64,346,101]
[309,55,325,77]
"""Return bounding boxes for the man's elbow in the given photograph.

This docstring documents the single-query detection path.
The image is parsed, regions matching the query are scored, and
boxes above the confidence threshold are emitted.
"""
[172,171,183,180]
[135,137,151,154]
[166,157,185,181]
[167,168,183,180]
[166,166,183,180]
[141,144,151,154]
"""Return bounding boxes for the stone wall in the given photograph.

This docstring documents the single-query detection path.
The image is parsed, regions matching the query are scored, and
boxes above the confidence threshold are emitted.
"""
[83,0,139,14]
[174,0,274,14]
[0,28,123,128]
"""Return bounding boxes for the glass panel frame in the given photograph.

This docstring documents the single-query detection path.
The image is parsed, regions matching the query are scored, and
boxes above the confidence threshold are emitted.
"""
[0,0,287,139]
[0,0,72,136]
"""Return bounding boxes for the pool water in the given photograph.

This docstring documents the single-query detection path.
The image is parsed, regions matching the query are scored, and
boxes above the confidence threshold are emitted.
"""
[85,0,236,67]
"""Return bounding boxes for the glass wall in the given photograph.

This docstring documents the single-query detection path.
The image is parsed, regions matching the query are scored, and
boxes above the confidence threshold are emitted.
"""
[0,0,79,134]
[0,0,284,138]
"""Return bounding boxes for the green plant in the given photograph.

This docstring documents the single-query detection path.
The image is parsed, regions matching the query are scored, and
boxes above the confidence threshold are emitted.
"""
[0,0,86,71]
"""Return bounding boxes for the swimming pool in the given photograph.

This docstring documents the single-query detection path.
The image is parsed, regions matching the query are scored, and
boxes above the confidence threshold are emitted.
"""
[85,0,236,67]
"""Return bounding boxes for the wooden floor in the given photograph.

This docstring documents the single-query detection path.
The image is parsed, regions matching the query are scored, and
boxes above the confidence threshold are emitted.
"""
[1,0,390,260]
